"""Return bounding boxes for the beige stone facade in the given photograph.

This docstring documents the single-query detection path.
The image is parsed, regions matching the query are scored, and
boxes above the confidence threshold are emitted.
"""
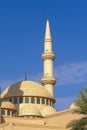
[0,20,83,130]
[0,109,84,130]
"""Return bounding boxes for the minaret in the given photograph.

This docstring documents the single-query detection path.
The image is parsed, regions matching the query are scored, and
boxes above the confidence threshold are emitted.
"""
[41,20,56,97]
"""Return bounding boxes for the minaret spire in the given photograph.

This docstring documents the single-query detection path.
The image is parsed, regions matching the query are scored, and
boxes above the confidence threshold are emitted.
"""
[41,20,56,97]
[45,20,52,40]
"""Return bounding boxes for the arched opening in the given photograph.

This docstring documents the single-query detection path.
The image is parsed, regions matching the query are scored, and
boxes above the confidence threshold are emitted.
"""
[7,110,10,116]
[19,97,23,103]
[37,97,40,104]
[46,99,48,105]
[50,100,52,106]
[42,98,45,104]
[31,97,35,103]
[1,109,5,115]
[14,98,18,104]
[12,111,15,117]
[25,97,29,103]
[9,98,12,103]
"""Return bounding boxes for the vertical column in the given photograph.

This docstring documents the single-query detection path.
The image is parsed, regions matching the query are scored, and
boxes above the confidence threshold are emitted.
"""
[23,97,25,103]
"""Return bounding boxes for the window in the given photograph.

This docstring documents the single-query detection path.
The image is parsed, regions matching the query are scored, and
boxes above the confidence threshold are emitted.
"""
[49,100,52,106]
[7,110,10,116]
[14,98,18,104]
[25,97,29,103]
[12,111,15,117]
[37,97,40,104]
[46,99,48,105]
[9,98,12,102]
[42,98,45,104]
[1,110,5,115]
[19,97,23,103]
[31,97,35,103]
[49,100,51,106]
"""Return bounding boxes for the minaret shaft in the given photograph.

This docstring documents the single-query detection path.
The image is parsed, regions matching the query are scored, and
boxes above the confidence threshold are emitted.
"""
[44,41,52,52]
[44,59,53,76]
[41,20,56,97]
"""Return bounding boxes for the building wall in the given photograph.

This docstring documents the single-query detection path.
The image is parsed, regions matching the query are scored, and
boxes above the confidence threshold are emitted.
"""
[0,109,84,130]
[0,123,67,130]
[45,110,84,128]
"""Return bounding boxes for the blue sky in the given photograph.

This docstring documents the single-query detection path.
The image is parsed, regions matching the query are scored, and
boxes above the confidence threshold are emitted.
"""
[0,0,87,110]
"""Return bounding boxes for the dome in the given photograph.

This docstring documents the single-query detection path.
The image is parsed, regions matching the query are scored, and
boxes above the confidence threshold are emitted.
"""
[69,103,79,109]
[19,104,41,117]
[41,106,56,117]
[1,80,53,99]
[1,101,16,110]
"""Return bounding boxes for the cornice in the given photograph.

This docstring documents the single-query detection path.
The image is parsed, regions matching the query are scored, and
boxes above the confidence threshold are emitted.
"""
[41,52,55,60]
[41,76,56,85]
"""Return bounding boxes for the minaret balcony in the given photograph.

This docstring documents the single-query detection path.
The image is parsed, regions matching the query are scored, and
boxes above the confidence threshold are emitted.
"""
[41,52,55,60]
[41,76,56,85]
[44,38,52,43]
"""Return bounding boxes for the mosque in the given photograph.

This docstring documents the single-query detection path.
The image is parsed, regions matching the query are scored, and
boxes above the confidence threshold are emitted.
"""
[0,20,83,130]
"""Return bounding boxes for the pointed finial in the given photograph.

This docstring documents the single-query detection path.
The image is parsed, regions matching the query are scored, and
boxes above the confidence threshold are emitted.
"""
[25,72,27,80]
[45,20,52,40]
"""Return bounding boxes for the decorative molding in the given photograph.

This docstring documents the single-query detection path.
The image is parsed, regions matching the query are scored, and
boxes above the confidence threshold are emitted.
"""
[44,39,52,43]
[41,52,55,60]
[41,76,56,85]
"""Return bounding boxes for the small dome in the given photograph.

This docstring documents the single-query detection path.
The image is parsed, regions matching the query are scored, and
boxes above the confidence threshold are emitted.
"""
[19,104,41,117]
[1,101,16,110]
[69,103,79,109]
[41,106,56,117]
[2,80,53,99]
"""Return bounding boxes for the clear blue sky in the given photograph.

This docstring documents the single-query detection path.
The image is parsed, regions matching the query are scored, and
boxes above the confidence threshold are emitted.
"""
[0,0,87,110]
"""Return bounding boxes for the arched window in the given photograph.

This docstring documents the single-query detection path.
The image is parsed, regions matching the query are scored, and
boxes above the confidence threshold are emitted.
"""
[50,100,53,106]
[1,110,5,115]
[9,98,12,102]
[7,110,10,116]
[12,111,15,117]
[37,97,40,104]
[31,97,35,103]
[25,97,29,103]
[49,100,51,106]
[46,99,48,105]
[14,98,18,104]
[19,97,23,103]
[42,98,45,104]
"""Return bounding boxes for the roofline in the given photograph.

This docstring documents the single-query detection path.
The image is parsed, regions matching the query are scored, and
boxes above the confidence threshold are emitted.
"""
[3,96,56,102]
[44,109,75,118]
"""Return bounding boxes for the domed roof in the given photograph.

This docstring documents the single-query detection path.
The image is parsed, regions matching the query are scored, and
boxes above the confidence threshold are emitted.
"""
[69,103,79,109]
[19,104,41,117]
[1,101,16,110]
[41,106,56,117]
[2,80,53,99]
